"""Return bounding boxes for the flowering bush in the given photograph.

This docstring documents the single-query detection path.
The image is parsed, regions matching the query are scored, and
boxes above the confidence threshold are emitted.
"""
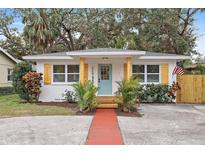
[22,72,42,102]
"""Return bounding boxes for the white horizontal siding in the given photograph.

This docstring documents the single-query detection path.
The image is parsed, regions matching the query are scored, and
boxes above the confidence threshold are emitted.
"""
[36,58,177,102]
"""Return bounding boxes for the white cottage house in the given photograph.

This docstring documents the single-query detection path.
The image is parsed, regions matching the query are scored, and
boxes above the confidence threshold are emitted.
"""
[23,48,189,107]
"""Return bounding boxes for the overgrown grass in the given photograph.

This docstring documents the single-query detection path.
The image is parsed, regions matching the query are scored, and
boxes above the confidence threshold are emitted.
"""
[0,94,75,118]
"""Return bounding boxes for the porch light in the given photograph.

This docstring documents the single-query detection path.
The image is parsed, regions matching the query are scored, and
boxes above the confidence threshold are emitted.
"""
[102,57,109,60]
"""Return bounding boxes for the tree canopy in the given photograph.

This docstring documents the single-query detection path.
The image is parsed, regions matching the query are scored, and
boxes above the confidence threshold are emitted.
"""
[0,8,202,59]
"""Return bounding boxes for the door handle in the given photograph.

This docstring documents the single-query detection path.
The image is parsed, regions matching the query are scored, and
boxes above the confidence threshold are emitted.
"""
[98,78,100,83]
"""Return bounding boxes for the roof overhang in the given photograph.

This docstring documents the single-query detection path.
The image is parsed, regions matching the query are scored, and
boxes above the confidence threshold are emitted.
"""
[22,50,191,61]
[23,56,73,60]
[138,56,191,60]
[66,51,146,56]
[0,47,19,63]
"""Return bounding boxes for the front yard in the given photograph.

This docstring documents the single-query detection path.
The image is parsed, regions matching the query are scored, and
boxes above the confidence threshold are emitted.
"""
[0,94,75,118]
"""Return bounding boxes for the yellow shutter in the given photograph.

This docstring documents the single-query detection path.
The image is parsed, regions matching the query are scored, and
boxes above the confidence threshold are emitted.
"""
[84,64,88,81]
[80,57,85,84]
[124,63,127,80]
[126,57,132,79]
[44,64,51,85]
[161,64,169,84]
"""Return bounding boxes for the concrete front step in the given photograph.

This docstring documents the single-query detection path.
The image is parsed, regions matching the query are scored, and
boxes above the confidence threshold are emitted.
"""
[97,103,118,109]
[97,96,117,104]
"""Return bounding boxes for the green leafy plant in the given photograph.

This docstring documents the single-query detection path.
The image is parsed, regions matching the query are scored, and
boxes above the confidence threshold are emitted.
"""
[12,62,32,101]
[73,80,98,112]
[116,78,139,112]
[194,64,205,74]
[22,71,42,102]
[62,90,76,103]
[0,87,15,96]
[137,84,173,103]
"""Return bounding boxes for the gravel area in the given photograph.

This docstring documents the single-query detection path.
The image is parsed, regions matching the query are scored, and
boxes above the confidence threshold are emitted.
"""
[118,104,205,144]
[0,116,93,145]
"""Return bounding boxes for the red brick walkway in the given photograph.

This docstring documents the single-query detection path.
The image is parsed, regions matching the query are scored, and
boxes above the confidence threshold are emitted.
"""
[86,109,123,145]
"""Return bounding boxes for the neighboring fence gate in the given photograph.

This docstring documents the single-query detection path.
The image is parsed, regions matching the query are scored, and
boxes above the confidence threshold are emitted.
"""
[176,75,205,103]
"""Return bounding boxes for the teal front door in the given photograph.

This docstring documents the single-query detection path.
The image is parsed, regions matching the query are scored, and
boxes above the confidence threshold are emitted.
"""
[98,64,112,95]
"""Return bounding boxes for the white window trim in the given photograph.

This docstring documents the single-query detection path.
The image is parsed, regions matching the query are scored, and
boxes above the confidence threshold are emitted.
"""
[52,64,80,84]
[67,65,80,83]
[146,65,160,83]
[52,65,66,84]
[7,68,13,82]
[132,64,161,84]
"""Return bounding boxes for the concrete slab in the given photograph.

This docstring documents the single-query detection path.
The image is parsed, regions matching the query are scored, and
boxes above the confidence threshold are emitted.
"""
[118,104,205,144]
[193,105,205,113]
[0,116,93,145]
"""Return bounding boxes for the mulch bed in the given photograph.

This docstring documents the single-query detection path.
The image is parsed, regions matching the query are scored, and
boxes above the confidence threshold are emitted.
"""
[76,110,96,116]
[141,102,175,104]
[116,110,143,117]
[36,102,78,108]
[36,102,95,115]
[36,102,144,117]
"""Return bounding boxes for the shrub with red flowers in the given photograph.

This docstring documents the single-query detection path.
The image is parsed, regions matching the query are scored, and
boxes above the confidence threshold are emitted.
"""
[22,72,42,102]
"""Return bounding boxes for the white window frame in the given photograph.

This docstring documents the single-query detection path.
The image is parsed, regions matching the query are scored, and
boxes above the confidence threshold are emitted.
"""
[52,64,80,84]
[7,68,13,82]
[146,65,160,83]
[132,64,161,84]
[52,65,66,83]
[67,65,80,83]
[132,65,145,83]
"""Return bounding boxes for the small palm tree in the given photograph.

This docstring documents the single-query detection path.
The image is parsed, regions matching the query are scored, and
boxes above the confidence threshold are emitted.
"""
[22,8,59,53]
[73,80,98,112]
[116,78,139,112]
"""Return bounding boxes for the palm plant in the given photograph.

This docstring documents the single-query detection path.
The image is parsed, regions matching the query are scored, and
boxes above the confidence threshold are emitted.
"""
[116,78,139,112]
[72,80,98,112]
[22,8,59,53]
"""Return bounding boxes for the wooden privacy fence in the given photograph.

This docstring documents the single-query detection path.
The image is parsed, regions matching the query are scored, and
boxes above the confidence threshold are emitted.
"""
[176,75,205,104]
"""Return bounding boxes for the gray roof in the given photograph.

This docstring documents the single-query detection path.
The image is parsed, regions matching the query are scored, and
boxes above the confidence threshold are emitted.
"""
[0,47,19,63]
[144,51,180,56]
[29,48,182,57]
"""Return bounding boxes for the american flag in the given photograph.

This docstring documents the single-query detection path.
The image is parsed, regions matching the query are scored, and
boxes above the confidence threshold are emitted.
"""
[172,65,184,76]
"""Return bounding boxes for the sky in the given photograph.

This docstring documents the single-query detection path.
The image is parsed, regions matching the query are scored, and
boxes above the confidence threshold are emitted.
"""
[1,9,205,56]
[194,12,205,55]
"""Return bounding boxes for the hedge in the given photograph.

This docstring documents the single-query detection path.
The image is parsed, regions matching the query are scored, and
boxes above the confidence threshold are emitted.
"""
[0,86,16,96]
[137,84,174,103]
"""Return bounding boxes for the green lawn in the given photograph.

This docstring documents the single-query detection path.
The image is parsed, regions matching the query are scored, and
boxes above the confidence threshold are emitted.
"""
[0,94,75,118]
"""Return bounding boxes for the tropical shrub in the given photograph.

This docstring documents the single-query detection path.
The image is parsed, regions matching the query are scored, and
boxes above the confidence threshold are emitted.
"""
[0,87,15,96]
[167,82,181,101]
[12,62,32,101]
[73,80,98,112]
[116,78,139,112]
[194,64,205,74]
[22,72,42,102]
[137,84,174,103]
[62,90,76,103]
[185,64,205,75]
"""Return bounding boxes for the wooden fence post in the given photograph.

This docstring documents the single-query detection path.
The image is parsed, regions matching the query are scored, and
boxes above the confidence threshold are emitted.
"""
[202,76,205,103]
[176,75,181,103]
